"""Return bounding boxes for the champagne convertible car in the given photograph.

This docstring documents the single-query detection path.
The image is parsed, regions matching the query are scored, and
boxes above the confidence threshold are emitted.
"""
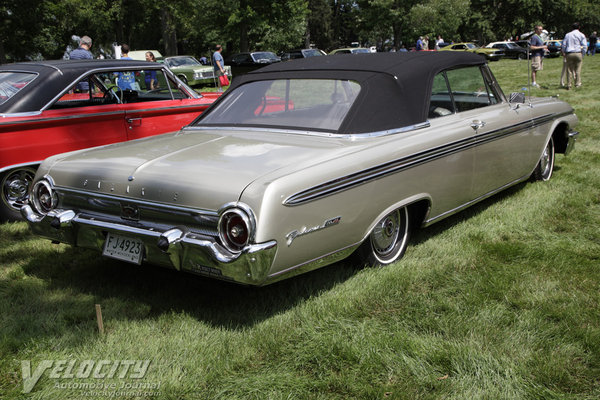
[22,52,578,285]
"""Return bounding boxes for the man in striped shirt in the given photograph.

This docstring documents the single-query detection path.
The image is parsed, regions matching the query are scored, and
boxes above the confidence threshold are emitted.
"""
[562,22,588,89]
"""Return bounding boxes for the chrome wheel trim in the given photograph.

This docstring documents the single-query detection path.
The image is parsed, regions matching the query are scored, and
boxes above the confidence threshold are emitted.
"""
[1,167,37,211]
[540,139,555,181]
[370,207,409,264]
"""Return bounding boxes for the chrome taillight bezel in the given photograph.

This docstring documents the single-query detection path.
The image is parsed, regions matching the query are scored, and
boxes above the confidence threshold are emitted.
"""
[218,203,256,253]
[31,178,58,215]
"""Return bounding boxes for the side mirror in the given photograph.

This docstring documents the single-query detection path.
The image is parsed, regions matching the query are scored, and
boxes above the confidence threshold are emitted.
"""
[509,92,525,104]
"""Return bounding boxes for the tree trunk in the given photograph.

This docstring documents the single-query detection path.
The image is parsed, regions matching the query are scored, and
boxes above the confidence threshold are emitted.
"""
[240,21,249,53]
[393,21,402,50]
[305,27,311,48]
[161,7,178,56]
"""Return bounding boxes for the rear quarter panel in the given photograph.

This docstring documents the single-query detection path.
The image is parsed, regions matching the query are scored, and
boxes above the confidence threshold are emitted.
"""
[240,121,479,276]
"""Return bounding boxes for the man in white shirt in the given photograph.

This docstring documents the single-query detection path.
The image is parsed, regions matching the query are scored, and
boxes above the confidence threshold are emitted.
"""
[562,22,588,89]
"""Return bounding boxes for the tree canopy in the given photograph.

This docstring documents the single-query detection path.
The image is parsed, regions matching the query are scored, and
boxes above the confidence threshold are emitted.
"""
[1,0,598,63]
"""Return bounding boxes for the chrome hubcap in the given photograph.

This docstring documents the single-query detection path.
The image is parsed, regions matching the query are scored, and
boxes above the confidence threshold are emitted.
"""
[371,211,401,256]
[540,146,550,176]
[2,168,36,211]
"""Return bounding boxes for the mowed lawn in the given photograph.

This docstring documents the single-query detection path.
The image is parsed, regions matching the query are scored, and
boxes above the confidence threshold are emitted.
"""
[1,56,599,400]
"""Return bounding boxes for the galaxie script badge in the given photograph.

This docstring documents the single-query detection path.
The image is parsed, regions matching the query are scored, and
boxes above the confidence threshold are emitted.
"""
[286,216,341,246]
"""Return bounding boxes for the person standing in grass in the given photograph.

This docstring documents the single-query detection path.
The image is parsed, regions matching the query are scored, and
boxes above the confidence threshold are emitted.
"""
[213,44,226,92]
[588,31,597,56]
[529,25,547,88]
[562,22,587,89]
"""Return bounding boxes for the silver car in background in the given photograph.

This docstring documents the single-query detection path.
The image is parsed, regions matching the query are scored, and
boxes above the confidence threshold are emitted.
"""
[22,52,578,285]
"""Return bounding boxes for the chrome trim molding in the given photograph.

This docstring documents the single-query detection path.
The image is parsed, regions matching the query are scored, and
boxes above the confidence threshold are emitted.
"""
[0,104,209,127]
[266,242,360,283]
[1,111,43,118]
[54,186,219,217]
[185,126,327,137]
[0,161,41,174]
[0,110,124,126]
[349,122,431,139]
[423,174,530,226]
[285,135,477,206]
[284,111,575,206]
[185,121,431,139]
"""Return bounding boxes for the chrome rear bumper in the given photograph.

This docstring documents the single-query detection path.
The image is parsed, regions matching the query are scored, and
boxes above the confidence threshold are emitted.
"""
[565,130,579,156]
[22,205,277,285]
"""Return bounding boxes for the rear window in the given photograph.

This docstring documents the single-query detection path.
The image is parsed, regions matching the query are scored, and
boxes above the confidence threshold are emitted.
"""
[0,72,37,105]
[196,79,361,132]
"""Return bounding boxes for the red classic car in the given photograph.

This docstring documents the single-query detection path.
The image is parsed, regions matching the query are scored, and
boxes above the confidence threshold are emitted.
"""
[0,59,220,221]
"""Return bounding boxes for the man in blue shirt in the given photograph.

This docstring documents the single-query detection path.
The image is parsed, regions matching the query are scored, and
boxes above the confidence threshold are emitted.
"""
[529,25,547,87]
[69,36,93,91]
[416,37,424,51]
[117,44,136,90]
[69,36,93,60]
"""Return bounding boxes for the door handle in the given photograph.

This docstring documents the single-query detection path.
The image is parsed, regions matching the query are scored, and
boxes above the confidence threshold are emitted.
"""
[470,120,486,130]
[126,117,142,129]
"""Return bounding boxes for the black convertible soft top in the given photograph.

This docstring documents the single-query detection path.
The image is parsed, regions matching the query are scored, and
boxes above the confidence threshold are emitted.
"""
[0,59,164,113]
[224,52,486,133]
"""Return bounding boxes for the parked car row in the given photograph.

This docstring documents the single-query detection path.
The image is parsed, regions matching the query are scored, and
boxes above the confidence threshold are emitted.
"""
[128,36,590,87]
[129,51,233,86]
[438,42,504,60]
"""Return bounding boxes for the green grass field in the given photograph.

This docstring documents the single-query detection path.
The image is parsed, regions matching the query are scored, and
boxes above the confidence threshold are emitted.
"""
[1,56,599,400]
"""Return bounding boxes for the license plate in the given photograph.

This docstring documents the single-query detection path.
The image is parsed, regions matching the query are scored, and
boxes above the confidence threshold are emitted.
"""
[102,233,144,264]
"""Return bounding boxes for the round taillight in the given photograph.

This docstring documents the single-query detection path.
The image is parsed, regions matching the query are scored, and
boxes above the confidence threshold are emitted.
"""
[32,180,57,214]
[218,206,255,253]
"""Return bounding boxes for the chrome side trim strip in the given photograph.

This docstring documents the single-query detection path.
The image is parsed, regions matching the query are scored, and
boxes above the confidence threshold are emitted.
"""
[0,110,124,126]
[1,111,43,118]
[267,242,360,281]
[349,122,431,139]
[55,186,219,217]
[284,111,575,206]
[184,126,332,137]
[0,160,42,174]
[0,105,209,127]
[185,121,431,139]
[423,174,530,226]
[122,104,212,114]
[284,135,476,206]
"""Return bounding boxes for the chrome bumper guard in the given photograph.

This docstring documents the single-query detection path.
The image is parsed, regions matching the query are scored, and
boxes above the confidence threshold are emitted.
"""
[22,205,277,285]
[565,130,579,156]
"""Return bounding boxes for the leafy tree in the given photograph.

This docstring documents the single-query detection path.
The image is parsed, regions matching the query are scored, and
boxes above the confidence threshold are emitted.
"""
[306,0,333,50]
[407,0,469,43]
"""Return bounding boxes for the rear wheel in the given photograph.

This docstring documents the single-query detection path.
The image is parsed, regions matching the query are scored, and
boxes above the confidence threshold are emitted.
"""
[356,207,410,266]
[518,53,526,60]
[531,137,555,181]
[1,166,37,221]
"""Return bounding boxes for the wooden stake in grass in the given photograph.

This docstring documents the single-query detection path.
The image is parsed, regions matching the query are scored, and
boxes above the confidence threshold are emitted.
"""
[95,304,104,335]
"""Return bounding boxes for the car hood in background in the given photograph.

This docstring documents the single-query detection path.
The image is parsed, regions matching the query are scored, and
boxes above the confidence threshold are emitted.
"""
[42,128,354,210]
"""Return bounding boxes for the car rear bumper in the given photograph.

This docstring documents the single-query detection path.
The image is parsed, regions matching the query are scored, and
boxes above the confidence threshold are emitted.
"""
[565,130,579,156]
[21,205,277,285]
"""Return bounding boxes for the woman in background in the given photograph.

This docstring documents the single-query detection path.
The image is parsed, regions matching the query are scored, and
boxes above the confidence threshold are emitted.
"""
[144,51,158,90]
